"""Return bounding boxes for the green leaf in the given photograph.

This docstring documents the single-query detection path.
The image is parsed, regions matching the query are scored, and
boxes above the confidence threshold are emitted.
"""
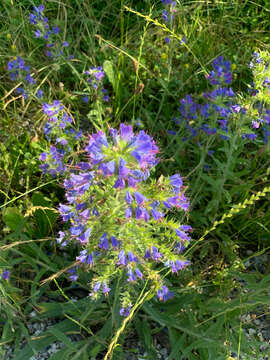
[31,192,58,237]
[48,327,74,349]
[167,328,187,360]
[2,207,24,232]
[135,318,157,358]
[103,60,116,89]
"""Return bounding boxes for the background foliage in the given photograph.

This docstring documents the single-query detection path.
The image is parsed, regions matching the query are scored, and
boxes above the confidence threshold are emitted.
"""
[1,0,270,359]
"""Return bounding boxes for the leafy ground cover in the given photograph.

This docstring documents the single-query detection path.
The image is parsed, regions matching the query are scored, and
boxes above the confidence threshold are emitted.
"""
[1,1,270,359]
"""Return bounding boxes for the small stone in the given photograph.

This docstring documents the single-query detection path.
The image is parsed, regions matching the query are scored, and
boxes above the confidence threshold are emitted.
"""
[260,343,269,352]
[160,348,168,356]
[262,330,270,341]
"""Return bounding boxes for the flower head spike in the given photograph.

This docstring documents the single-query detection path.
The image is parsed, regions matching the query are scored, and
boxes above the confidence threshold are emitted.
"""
[44,121,191,313]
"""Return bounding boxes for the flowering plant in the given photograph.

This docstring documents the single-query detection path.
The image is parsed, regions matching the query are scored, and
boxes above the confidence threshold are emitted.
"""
[29,4,70,60]
[170,53,270,145]
[39,105,192,315]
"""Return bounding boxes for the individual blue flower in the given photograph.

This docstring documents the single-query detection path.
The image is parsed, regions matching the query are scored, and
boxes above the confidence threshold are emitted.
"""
[99,160,115,176]
[152,246,162,261]
[128,252,139,263]
[70,224,84,236]
[93,281,101,293]
[157,285,173,302]
[36,89,44,98]
[39,152,47,161]
[124,191,133,204]
[151,208,164,220]
[119,158,130,178]
[111,236,119,247]
[180,225,192,232]
[78,228,91,244]
[125,207,132,219]
[134,192,148,205]
[170,174,183,192]
[175,228,191,241]
[82,95,89,103]
[117,250,128,266]
[2,270,10,281]
[59,204,74,221]
[127,269,136,282]
[52,26,60,34]
[67,267,78,281]
[98,233,109,250]
[120,124,133,141]
[114,177,125,189]
[102,282,111,295]
[120,306,131,317]
[135,268,143,279]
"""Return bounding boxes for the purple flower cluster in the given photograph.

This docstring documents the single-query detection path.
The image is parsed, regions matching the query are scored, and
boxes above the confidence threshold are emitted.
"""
[7,56,41,99]
[177,90,238,142]
[206,56,232,85]
[39,101,82,176]
[244,51,270,142]
[39,146,66,176]
[1,270,10,281]
[47,123,192,315]
[29,5,47,27]
[91,281,111,297]
[84,66,109,102]
[85,67,105,89]
[249,51,263,69]
[29,4,69,59]
[85,124,159,182]
[161,0,177,23]
[168,56,263,144]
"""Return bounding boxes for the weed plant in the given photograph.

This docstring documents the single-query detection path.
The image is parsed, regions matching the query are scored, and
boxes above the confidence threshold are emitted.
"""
[1,1,270,359]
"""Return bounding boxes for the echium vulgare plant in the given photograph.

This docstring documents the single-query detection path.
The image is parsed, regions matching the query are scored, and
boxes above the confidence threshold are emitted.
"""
[40,109,192,315]
[82,66,109,104]
[29,4,70,60]
[245,50,270,143]
[39,101,82,176]
[169,54,270,146]
[7,56,43,100]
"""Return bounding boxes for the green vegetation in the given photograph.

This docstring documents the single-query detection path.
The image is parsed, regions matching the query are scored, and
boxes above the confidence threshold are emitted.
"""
[1,1,270,359]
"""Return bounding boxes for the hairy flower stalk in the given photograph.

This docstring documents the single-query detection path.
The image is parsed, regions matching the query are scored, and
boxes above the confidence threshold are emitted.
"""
[42,120,192,314]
